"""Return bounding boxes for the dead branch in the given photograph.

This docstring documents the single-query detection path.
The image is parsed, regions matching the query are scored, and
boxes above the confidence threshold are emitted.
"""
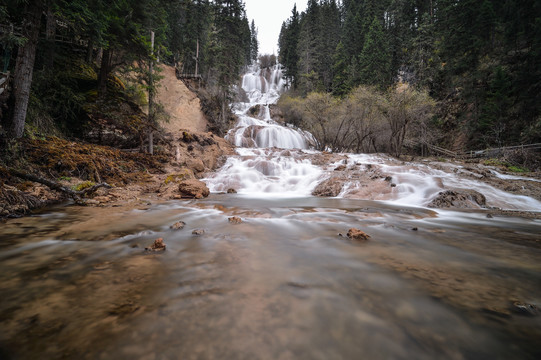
[4,167,111,205]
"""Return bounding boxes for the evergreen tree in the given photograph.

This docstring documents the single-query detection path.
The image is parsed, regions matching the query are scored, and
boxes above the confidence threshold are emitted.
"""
[278,4,300,87]
[358,17,391,88]
[250,19,259,62]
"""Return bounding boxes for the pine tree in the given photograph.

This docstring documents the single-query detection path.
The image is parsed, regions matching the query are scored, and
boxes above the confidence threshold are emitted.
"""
[358,17,391,88]
[250,19,259,62]
[278,4,300,86]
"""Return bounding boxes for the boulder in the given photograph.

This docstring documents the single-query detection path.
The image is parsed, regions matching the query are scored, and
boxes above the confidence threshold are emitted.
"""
[428,189,486,209]
[347,228,371,242]
[312,177,344,197]
[178,179,210,199]
[227,188,237,194]
[186,158,205,173]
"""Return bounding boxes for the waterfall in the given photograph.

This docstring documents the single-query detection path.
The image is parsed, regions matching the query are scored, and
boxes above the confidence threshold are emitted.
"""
[226,64,312,149]
[206,65,541,211]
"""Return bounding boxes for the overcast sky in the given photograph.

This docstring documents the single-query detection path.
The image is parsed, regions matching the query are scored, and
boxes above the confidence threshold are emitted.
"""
[244,0,308,55]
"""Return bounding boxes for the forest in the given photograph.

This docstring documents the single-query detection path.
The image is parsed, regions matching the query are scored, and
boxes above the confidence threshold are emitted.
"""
[277,0,541,154]
[0,0,257,142]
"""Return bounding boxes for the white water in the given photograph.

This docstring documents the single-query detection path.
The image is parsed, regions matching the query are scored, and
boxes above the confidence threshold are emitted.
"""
[225,64,313,149]
[207,65,541,212]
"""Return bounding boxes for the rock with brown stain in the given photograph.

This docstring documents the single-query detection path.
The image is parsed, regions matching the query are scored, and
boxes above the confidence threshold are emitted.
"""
[347,228,371,242]
[312,177,344,197]
[170,221,186,230]
[428,189,486,209]
[145,238,166,251]
[178,179,210,199]
[228,216,242,224]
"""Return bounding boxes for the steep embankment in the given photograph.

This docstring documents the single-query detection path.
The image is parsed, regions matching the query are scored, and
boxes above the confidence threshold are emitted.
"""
[156,65,208,133]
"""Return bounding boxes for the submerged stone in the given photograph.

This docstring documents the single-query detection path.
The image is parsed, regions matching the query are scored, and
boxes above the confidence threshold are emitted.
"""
[228,216,242,224]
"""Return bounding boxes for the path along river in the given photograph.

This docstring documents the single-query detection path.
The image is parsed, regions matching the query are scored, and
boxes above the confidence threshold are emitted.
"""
[0,65,540,359]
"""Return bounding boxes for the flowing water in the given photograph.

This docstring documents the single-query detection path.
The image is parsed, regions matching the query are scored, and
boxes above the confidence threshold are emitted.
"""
[1,65,541,359]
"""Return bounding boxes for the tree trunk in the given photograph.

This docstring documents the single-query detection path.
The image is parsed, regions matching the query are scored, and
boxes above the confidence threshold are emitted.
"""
[98,48,112,98]
[86,38,94,64]
[7,0,44,139]
[45,3,56,69]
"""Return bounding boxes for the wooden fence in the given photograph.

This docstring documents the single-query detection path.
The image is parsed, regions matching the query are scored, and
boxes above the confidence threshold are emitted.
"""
[404,140,541,159]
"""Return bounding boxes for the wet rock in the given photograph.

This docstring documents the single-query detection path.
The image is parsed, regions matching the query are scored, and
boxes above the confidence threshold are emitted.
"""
[384,176,393,182]
[334,164,347,171]
[512,302,539,316]
[145,238,166,251]
[192,229,205,236]
[428,189,487,209]
[178,179,210,199]
[390,183,397,188]
[227,188,237,194]
[411,227,418,231]
[486,214,493,219]
[312,177,344,197]
[347,228,371,242]
[170,221,186,230]
[228,216,242,224]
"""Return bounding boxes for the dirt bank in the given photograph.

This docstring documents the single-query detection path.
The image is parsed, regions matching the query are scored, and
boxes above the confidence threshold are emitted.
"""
[1,66,234,218]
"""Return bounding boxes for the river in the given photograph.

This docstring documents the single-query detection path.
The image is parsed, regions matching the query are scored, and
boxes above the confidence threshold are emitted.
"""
[0,65,540,359]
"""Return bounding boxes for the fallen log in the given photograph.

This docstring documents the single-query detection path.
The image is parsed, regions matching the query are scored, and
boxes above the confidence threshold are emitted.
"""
[4,167,111,205]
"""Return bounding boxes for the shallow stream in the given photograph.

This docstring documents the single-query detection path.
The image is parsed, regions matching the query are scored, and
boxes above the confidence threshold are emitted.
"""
[1,65,540,359]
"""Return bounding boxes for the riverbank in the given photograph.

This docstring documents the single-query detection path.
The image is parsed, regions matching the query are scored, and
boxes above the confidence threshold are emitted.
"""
[1,64,235,218]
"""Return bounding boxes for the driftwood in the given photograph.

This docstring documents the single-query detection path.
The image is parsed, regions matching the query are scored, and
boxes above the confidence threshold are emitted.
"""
[4,167,111,205]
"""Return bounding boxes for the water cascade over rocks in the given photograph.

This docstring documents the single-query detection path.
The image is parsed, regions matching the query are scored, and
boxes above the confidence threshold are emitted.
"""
[206,65,541,211]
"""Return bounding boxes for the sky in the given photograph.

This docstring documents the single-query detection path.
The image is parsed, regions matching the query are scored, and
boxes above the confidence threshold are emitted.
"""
[244,0,308,55]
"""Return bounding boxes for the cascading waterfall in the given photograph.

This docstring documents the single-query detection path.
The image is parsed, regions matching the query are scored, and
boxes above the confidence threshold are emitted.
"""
[225,64,313,149]
[208,65,541,211]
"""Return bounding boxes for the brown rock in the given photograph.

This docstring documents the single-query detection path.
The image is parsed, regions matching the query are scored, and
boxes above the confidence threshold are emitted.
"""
[228,216,242,224]
[178,179,210,199]
[170,221,186,230]
[186,158,205,173]
[428,189,486,209]
[312,177,344,197]
[334,165,347,171]
[227,188,237,194]
[145,238,166,251]
[192,229,205,236]
[347,228,371,242]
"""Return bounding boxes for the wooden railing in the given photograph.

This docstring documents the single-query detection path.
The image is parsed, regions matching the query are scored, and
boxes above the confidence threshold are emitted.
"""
[177,73,202,79]
[404,139,541,159]
[461,143,541,158]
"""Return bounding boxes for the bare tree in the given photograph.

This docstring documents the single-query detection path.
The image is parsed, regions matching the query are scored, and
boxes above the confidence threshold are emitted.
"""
[386,83,434,157]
